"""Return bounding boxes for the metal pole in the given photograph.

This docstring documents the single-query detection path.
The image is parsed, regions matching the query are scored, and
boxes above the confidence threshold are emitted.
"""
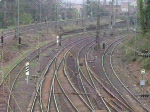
[134,8,137,56]
[4,1,7,28]
[112,0,114,25]
[127,1,130,32]
[46,16,48,36]
[17,0,19,38]
[116,0,118,19]
[1,34,4,93]
[110,0,114,36]
[40,0,42,23]
[96,0,100,45]
[36,20,41,74]
[65,0,67,20]
[0,32,3,82]
[142,74,144,94]
[36,2,37,21]
[55,0,58,32]
[17,0,21,44]
[27,76,29,84]
[82,0,84,31]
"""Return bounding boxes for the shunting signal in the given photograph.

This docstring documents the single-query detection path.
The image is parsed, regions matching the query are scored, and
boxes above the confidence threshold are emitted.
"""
[26,62,29,75]
[140,94,149,97]
[138,53,150,57]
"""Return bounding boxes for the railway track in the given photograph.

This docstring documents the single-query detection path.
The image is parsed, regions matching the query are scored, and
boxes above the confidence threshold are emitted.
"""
[2,17,96,37]
[0,33,90,111]
[75,36,136,111]
[5,41,57,112]
[1,32,102,111]
[0,27,144,112]
[2,17,125,41]
[100,36,149,112]
[30,37,96,112]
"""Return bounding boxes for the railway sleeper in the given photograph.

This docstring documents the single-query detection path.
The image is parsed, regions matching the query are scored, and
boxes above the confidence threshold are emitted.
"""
[95,98,105,110]
[0,103,7,106]
[111,100,125,111]
[105,100,121,112]
[0,103,7,112]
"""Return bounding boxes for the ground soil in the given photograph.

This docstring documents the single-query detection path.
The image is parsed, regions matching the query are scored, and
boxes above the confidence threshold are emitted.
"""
[0,29,58,111]
[2,27,150,111]
[112,35,150,110]
[0,30,57,78]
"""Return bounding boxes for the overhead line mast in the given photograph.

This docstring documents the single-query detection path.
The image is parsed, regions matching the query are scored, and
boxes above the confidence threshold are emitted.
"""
[96,0,100,46]
[116,0,118,19]
[17,0,21,45]
[4,1,7,28]
[110,0,114,36]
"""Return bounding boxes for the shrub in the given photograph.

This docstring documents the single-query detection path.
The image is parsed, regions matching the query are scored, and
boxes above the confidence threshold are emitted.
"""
[20,13,33,25]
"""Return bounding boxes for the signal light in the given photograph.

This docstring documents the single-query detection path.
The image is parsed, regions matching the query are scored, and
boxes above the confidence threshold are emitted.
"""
[145,49,148,53]
[140,94,149,97]
[141,50,148,53]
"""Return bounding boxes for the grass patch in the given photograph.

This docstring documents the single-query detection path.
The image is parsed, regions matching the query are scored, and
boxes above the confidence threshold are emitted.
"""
[147,79,150,86]
[29,61,37,68]
[121,32,150,69]
[62,25,82,31]
[140,58,150,69]
[2,29,51,76]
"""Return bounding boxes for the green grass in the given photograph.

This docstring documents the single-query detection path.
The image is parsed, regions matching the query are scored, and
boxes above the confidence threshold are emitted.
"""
[121,31,150,69]
[3,54,25,75]
[140,58,150,69]
[62,25,82,31]
[30,59,40,68]
[2,30,50,76]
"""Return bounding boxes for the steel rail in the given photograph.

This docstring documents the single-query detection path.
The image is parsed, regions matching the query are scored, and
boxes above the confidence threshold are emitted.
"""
[102,35,149,112]
[32,37,93,111]
[101,36,136,110]
[76,41,96,111]
[54,38,95,111]
[2,17,97,37]
[110,39,150,111]
[75,38,127,111]
[56,59,80,111]
[61,37,103,111]
[85,44,134,112]
[76,43,112,112]
[0,40,56,86]
[32,41,77,111]
[46,38,94,111]
[66,40,121,111]
[5,37,73,111]
[6,41,56,112]
[45,38,91,111]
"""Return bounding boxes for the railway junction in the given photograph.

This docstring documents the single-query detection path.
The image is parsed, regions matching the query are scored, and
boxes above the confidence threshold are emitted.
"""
[0,21,149,112]
[0,0,150,112]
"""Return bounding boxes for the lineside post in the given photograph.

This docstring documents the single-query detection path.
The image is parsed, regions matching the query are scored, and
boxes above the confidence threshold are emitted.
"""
[25,62,29,84]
